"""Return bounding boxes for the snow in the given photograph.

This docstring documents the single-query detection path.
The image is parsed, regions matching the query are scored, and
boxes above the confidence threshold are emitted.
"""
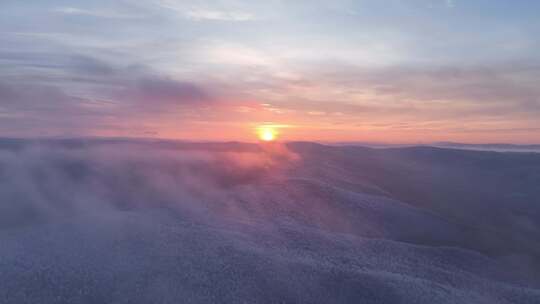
[1,139,539,303]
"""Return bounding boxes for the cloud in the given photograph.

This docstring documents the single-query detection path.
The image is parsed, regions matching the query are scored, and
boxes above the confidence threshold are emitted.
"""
[0,81,84,112]
[0,67,216,137]
[53,7,143,19]
[0,80,119,136]
[1,0,539,141]
[118,76,213,107]
[185,9,255,22]
[0,50,214,108]
[68,55,117,76]
[154,1,255,22]
[0,51,120,81]
[282,62,540,117]
[2,45,539,139]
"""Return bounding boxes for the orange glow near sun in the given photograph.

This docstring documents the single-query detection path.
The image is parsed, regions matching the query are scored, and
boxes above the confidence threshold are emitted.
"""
[257,126,278,141]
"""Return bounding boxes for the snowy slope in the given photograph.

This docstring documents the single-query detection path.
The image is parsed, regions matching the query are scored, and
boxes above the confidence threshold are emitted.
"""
[0,139,539,303]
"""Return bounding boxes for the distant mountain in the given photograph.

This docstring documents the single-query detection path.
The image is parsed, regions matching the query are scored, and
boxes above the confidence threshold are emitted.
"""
[328,140,540,152]
[433,142,540,151]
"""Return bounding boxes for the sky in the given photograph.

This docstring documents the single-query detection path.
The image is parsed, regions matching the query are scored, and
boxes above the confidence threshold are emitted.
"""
[1,0,539,143]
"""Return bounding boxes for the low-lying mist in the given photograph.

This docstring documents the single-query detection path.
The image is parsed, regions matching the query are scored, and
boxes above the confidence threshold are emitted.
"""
[0,140,299,229]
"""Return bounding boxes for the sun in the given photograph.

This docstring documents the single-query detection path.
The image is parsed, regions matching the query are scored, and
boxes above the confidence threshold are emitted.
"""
[257,126,278,142]
[261,129,275,141]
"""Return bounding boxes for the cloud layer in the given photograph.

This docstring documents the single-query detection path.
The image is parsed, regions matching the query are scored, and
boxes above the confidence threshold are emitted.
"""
[1,0,539,142]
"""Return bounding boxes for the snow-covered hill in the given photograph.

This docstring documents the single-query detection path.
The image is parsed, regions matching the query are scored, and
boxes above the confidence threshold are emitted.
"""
[1,139,539,303]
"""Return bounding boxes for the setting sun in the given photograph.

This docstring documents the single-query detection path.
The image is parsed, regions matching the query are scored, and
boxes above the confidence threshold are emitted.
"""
[257,127,278,141]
